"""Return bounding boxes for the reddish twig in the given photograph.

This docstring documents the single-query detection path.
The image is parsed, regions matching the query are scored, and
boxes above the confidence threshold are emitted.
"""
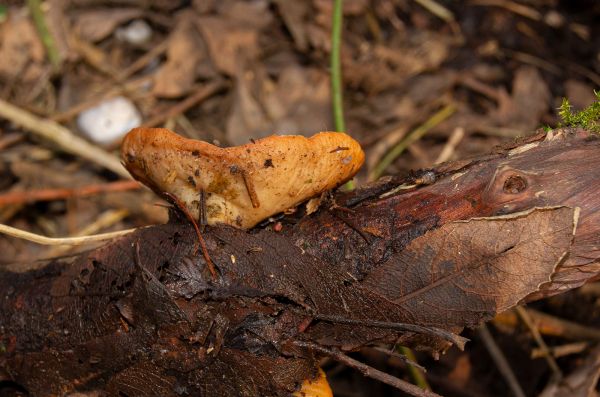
[0,180,142,206]
[162,192,218,279]
[0,132,25,150]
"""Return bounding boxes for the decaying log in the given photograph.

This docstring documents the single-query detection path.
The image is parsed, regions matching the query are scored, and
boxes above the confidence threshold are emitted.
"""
[1,128,599,396]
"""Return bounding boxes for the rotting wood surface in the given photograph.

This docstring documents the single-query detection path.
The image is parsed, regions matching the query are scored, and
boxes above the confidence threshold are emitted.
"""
[1,129,599,396]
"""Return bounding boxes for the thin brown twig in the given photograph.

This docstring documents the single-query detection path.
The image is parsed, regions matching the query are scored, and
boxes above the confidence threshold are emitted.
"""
[141,81,225,128]
[0,132,25,150]
[116,39,169,81]
[293,341,442,397]
[51,75,154,123]
[478,323,527,397]
[515,306,563,381]
[0,180,142,206]
[494,308,600,341]
[531,341,588,359]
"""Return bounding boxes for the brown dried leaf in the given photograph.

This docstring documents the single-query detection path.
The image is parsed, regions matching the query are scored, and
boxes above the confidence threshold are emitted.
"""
[226,65,331,145]
[274,0,310,51]
[491,66,551,133]
[0,11,46,82]
[196,16,259,76]
[152,12,204,98]
[217,0,273,30]
[345,31,451,94]
[73,8,143,42]
[363,207,578,327]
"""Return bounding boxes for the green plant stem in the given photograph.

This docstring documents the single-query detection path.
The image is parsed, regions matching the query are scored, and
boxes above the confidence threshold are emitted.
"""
[397,346,430,390]
[331,0,355,191]
[371,103,456,181]
[331,0,345,133]
[27,0,61,70]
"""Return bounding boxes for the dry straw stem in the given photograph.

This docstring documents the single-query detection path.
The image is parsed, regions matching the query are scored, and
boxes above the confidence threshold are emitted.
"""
[0,223,137,246]
[44,209,130,257]
[0,99,129,178]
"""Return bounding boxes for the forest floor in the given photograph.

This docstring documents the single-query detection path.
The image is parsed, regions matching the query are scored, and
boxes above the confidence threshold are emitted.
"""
[0,0,599,396]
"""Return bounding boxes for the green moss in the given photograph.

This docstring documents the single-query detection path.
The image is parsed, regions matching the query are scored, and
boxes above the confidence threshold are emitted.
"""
[558,91,600,133]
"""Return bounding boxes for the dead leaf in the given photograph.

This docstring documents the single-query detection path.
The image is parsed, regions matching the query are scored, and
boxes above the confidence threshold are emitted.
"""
[226,65,331,145]
[274,0,310,51]
[196,16,259,76]
[217,0,273,30]
[73,8,143,42]
[0,11,46,82]
[565,79,598,111]
[491,66,551,133]
[153,11,204,98]
[345,31,451,94]
[363,207,577,327]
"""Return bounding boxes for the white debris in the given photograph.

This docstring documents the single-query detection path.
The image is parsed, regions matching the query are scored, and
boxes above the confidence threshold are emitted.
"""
[77,96,141,146]
[116,19,152,46]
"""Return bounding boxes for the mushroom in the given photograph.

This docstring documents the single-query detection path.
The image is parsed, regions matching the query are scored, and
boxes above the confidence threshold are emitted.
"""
[121,128,364,229]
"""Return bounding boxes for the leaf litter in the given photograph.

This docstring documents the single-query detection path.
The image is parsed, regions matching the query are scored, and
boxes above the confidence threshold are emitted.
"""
[0,1,600,396]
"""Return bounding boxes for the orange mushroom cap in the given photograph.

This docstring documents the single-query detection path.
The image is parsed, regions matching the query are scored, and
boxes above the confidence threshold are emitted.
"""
[121,128,364,229]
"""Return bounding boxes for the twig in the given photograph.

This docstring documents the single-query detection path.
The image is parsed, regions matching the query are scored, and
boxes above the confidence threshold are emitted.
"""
[162,192,218,279]
[0,180,141,206]
[0,99,130,178]
[478,323,527,397]
[504,49,562,75]
[51,75,154,123]
[515,306,563,381]
[117,39,169,81]
[435,127,465,164]
[531,341,588,359]
[371,104,456,180]
[141,81,225,128]
[371,346,426,372]
[27,0,62,69]
[0,132,25,150]
[470,0,540,20]
[44,209,130,257]
[0,223,137,246]
[314,314,468,349]
[331,0,345,133]
[494,308,600,341]
[293,341,443,397]
[413,0,455,23]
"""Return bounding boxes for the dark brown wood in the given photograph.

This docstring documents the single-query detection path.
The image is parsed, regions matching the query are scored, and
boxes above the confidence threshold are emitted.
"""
[1,128,599,396]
